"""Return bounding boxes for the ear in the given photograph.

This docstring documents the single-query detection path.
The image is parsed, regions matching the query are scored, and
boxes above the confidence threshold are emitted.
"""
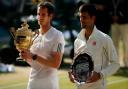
[92,16,96,22]
[49,14,54,19]
[92,16,96,20]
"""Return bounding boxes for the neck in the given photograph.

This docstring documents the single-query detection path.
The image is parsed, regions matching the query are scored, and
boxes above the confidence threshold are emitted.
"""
[84,25,94,40]
[40,24,51,34]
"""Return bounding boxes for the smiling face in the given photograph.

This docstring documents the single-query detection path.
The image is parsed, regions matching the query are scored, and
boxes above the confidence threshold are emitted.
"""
[79,12,95,29]
[78,4,96,30]
[37,7,52,26]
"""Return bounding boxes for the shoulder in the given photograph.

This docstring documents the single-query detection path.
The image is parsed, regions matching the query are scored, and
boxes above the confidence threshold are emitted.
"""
[96,30,112,41]
[51,27,63,36]
[51,27,64,41]
[96,30,113,48]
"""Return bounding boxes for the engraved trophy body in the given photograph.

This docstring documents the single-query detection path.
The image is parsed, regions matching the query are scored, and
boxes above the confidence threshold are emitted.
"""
[10,21,38,61]
[71,53,94,85]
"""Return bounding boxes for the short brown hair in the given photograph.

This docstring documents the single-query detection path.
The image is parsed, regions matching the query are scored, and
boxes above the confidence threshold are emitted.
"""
[38,1,55,15]
[79,4,96,17]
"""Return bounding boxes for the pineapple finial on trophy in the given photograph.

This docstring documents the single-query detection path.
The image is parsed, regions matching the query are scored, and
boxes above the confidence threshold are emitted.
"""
[21,20,29,29]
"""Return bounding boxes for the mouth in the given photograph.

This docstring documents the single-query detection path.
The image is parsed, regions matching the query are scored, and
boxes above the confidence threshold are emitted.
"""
[38,18,44,21]
[38,20,44,24]
[39,20,43,22]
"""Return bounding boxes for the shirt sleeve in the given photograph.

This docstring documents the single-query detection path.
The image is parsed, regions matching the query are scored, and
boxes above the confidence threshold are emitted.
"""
[100,35,120,78]
[52,32,65,53]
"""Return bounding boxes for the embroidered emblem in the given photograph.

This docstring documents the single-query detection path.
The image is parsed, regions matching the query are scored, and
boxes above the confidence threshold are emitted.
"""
[57,43,62,53]
[92,41,96,46]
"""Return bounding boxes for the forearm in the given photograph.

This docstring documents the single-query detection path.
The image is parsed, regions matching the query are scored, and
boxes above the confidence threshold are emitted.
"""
[35,54,62,69]
[20,51,61,68]
[101,37,120,78]
[100,62,120,78]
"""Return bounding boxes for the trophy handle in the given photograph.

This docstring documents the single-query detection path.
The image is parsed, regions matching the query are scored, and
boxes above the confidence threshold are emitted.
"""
[31,29,39,44]
[10,27,16,40]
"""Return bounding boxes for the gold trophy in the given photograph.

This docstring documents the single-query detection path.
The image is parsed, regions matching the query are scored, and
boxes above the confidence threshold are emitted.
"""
[10,21,38,61]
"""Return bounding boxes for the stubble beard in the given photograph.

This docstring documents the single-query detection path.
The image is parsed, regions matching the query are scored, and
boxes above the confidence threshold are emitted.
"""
[81,23,94,30]
[81,24,87,29]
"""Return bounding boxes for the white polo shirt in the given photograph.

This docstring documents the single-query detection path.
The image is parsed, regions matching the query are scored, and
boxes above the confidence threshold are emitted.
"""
[28,27,65,89]
[74,26,120,89]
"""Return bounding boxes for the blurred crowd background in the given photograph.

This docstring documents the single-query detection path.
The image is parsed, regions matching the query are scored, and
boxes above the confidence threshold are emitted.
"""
[0,0,128,72]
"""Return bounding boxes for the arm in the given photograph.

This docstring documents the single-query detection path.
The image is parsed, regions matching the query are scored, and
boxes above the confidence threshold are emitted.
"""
[100,36,120,78]
[83,36,120,83]
[34,51,63,68]
[20,33,65,69]
[20,49,63,68]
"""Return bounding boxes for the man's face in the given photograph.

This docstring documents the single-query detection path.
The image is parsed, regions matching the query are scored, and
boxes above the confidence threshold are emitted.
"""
[37,7,52,26]
[79,12,95,29]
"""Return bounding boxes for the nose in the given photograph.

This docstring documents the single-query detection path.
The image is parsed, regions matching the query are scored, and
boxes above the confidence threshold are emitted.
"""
[38,15,41,19]
[80,19,84,23]
[37,15,44,20]
[37,15,40,20]
[80,17,84,22]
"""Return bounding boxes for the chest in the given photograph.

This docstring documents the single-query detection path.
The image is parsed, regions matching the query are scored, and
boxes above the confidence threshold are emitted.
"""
[30,35,54,56]
[75,38,104,57]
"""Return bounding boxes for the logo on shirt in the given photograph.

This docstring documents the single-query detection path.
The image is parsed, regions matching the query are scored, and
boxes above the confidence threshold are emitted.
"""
[57,43,62,53]
[92,41,96,46]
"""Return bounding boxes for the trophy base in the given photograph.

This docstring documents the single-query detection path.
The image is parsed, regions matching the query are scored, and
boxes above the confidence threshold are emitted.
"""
[16,57,25,61]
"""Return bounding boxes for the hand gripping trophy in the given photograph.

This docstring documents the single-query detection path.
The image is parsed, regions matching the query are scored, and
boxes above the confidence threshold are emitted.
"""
[71,53,94,85]
[10,21,38,61]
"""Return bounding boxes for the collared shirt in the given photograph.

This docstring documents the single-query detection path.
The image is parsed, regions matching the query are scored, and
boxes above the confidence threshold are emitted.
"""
[74,26,120,89]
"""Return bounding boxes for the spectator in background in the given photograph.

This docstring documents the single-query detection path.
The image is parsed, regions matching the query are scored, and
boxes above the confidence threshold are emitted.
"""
[109,0,128,67]
[89,0,111,35]
[0,47,18,73]
[0,62,15,72]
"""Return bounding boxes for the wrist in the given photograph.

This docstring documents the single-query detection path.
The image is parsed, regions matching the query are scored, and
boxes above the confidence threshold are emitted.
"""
[99,72,103,79]
[32,54,37,60]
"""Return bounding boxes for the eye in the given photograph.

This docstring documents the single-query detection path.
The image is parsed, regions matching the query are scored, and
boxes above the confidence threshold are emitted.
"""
[83,16,87,19]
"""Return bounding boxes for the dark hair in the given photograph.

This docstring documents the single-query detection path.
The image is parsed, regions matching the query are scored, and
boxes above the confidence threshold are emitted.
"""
[79,4,96,17]
[38,1,55,15]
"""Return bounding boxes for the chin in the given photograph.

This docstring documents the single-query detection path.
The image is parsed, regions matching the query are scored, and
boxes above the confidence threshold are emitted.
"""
[38,21,41,25]
[81,25,86,29]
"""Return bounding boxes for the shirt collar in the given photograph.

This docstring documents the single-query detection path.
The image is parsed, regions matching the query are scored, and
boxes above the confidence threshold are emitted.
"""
[39,26,53,36]
[77,26,98,40]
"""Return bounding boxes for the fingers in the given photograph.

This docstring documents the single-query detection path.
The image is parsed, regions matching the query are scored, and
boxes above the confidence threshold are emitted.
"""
[19,50,30,60]
[68,71,76,83]
[86,71,101,83]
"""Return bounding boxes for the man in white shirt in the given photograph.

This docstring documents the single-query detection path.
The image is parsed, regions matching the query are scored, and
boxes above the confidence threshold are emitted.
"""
[68,4,120,89]
[20,1,65,89]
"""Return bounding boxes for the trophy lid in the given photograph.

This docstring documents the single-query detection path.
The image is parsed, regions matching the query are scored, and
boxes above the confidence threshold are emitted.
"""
[16,21,32,36]
[21,21,29,28]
